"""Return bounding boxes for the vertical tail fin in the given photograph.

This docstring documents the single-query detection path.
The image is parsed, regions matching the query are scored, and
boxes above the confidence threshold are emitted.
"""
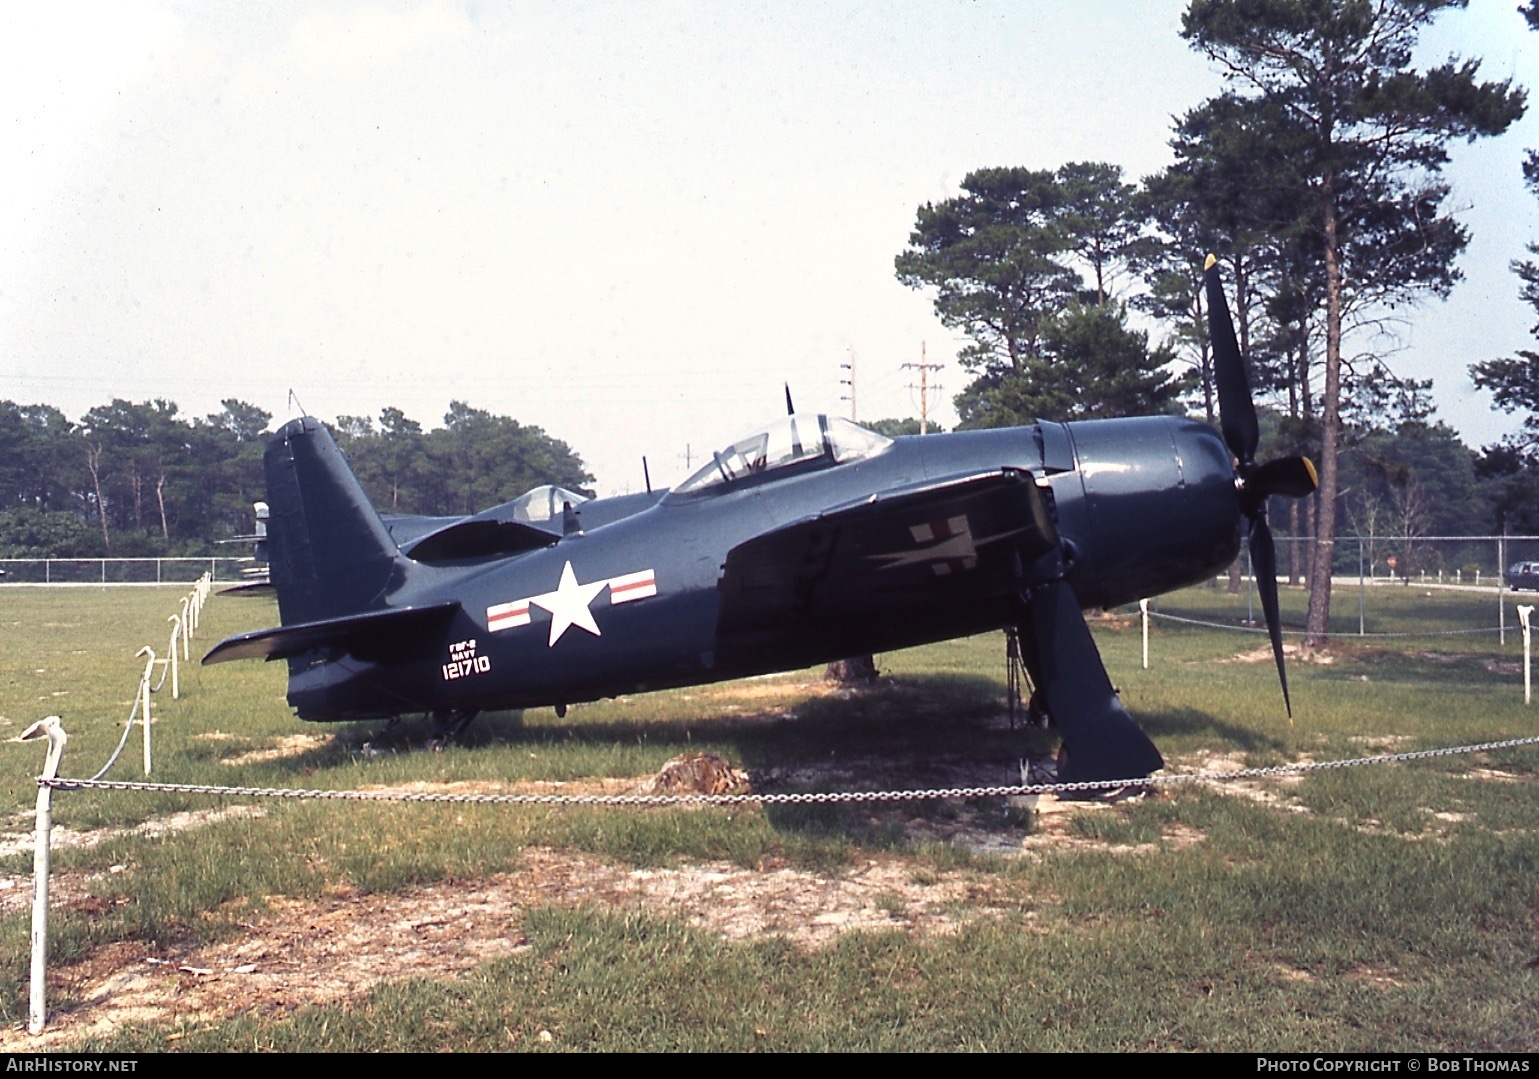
[264,418,405,625]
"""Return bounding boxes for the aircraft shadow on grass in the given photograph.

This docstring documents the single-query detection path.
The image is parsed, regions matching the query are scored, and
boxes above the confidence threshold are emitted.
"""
[264,671,1024,773]
[1135,706,1285,756]
[242,675,1290,844]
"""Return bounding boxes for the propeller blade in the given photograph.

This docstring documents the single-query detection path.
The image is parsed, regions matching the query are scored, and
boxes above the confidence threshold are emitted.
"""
[1246,456,1319,501]
[1204,255,1259,466]
[1205,257,1304,719]
[1248,513,1292,717]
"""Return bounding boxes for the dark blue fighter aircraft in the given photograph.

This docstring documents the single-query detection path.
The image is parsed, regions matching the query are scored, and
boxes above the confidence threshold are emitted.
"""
[205,262,1316,784]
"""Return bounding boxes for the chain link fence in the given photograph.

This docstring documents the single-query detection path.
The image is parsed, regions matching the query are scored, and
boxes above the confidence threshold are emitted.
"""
[0,556,253,585]
[1268,534,1539,588]
[1147,534,1539,643]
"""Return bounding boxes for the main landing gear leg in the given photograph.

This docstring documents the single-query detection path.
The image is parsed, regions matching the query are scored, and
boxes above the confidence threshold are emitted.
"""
[1014,579,1163,790]
[1004,626,1050,730]
[427,709,480,750]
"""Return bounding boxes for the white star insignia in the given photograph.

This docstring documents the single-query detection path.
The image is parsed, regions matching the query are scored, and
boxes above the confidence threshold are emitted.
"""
[529,561,608,646]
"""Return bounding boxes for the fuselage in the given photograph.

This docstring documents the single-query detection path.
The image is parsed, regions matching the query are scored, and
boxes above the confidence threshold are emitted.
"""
[284,415,1241,720]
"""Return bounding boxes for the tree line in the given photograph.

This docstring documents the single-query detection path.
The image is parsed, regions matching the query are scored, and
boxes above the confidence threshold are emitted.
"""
[895,0,1534,643]
[0,399,592,558]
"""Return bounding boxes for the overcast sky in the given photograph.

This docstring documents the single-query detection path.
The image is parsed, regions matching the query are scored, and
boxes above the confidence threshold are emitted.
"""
[4,1,1539,494]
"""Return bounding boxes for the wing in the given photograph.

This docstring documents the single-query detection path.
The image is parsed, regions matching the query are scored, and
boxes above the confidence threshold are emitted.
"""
[717,466,1163,786]
[716,469,1057,663]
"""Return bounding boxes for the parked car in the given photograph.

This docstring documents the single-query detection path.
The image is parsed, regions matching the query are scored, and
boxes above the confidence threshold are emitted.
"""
[1506,561,1539,591]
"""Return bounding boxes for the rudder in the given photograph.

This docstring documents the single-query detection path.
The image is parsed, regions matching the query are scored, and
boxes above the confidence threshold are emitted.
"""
[264,417,405,625]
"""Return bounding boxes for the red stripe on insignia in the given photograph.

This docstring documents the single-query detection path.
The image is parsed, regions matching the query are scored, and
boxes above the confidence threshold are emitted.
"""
[608,569,657,603]
[487,601,531,631]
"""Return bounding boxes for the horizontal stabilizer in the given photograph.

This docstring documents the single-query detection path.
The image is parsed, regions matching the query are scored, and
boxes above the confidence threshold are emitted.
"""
[203,601,460,665]
[216,581,274,597]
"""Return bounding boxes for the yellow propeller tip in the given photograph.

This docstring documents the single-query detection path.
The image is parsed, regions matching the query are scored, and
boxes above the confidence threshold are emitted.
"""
[1304,457,1319,488]
[1204,253,1217,271]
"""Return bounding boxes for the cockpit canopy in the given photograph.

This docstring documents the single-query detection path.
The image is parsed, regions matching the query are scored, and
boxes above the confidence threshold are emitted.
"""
[506,484,590,523]
[672,414,892,496]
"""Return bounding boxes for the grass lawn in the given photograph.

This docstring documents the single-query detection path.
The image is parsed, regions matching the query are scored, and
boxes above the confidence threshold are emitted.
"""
[0,582,1534,1051]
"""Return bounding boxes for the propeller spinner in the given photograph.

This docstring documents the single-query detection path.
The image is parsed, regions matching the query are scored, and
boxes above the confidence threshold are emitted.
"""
[1203,254,1319,714]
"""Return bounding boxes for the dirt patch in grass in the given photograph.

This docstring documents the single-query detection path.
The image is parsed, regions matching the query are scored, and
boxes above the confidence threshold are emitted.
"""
[1088,610,1137,630]
[1172,750,1314,815]
[1348,964,1405,989]
[1463,767,1528,783]
[1480,658,1522,676]
[0,866,133,917]
[0,806,266,861]
[1226,643,1334,666]
[1416,651,1479,665]
[633,853,990,941]
[1395,649,1523,677]
[1016,800,1205,856]
[1174,751,1524,840]
[1347,735,1416,752]
[5,847,996,1050]
[218,734,330,767]
[1349,649,1521,677]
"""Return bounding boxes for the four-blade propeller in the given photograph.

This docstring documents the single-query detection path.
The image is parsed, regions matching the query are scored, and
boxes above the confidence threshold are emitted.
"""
[1202,254,1319,715]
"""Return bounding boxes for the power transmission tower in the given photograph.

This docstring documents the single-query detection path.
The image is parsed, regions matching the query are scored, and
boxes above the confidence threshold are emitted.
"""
[902,341,943,434]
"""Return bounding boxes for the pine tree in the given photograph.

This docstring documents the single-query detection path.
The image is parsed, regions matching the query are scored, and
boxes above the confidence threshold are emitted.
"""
[1183,0,1525,644]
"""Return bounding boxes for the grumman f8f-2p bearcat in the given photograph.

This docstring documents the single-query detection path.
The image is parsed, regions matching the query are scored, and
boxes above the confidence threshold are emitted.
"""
[205,261,1317,786]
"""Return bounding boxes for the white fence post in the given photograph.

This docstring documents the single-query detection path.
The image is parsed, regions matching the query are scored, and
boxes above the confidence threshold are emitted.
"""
[136,647,155,775]
[1499,535,1507,647]
[193,576,206,630]
[166,615,181,699]
[1520,606,1533,706]
[1140,598,1150,670]
[19,716,66,1035]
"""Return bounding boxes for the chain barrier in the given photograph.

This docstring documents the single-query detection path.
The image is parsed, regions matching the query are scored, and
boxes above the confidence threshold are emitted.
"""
[37,735,1539,807]
[1146,610,1505,639]
[22,727,1538,1035]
